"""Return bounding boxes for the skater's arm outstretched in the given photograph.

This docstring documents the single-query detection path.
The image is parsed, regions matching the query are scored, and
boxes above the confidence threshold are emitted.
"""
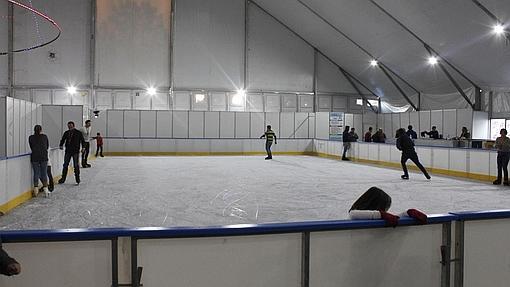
[260,133,266,139]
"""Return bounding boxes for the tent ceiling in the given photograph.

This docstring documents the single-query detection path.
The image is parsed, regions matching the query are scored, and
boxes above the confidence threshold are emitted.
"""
[253,0,510,104]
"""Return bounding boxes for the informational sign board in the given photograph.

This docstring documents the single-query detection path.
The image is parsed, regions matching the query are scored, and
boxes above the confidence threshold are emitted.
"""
[329,112,344,141]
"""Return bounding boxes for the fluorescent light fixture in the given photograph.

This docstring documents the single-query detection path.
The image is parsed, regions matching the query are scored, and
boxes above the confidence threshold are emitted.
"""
[428,56,438,65]
[147,87,157,96]
[370,59,378,67]
[493,23,505,35]
[232,89,246,106]
[195,93,205,103]
[67,86,77,95]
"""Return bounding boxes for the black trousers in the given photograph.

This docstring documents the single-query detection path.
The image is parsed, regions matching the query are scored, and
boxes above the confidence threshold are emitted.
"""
[82,142,90,166]
[497,152,510,181]
[62,152,80,181]
[95,145,103,157]
[265,141,273,158]
[47,165,54,191]
[401,151,430,178]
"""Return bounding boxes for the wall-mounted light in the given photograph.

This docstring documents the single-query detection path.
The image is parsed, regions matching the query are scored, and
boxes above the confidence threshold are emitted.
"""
[427,56,438,66]
[147,87,157,96]
[67,86,77,95]
[232,89,246,106]
[195,94,205,103]
[93,110,100,119]
[369,59,378,67]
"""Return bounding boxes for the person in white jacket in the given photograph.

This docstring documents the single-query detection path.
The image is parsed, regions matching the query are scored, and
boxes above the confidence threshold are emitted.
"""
[349,187,428,226]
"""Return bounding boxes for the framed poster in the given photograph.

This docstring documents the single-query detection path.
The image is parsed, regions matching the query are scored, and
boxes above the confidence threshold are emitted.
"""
[329,112,344,141]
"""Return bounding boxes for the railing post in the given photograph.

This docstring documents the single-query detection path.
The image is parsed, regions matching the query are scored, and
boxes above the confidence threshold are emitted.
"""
[131,237,139,287]
[454,221,464,287]
[441,222,452,287]
[111,238,119,287]
[301,232,310,287]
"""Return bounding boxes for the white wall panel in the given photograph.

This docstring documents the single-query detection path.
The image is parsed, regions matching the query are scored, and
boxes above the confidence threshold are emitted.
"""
[106,110,124,138]
[281,94,298,112]
[172,111,189,138]
[0,98,5,157]
[210,93,227,111]
[299,95,314,112]
[280,113,295,139]
[33,90,52,105]
[124,111,141,138]
[265,95,281,112]
[42,106,63,149]
[247,94,264,112]
[250,113,265,138]
[235,112,250,138]
[114,91,132,109]
[156,111,172,138]
[308,113,316,138]
[173,92,190,111]
[205,112,220,138]
[96,0,170,87]
[450,149,468,172]
[318,96,332,112]
[456,109,473,137]
[14,0,90,86]
[13,100,20,155]
[96,91,113,110]
[191,93,209,111]
[173,0,244,90]
[152,93,169,110]
[134,94,151,110]
[443,109,457,139]
[265,113,280,138]
[62,106,84,132]
[0,0,6,85]
[344,113,354,129]
[72,91,88,106]
[332,96,347,111]
[400,112,410,130]
[53,90,72,105]
[315,112,329,140]
[93,111,107,140]
[294,113,309,139]
[189,112,205,139]
[430,110,443,135]
[383,114,392,136]
[432,148,449,170]
[248,3,313,91]
[14,90,30,102]
[220,112,235,138]
[469,150,490,176]
[472,111,489,139]
[409,111,419,133]
[419,111,431,135]
[140,111,156,138]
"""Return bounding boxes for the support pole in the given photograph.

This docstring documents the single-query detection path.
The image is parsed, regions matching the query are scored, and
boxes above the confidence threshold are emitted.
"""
[111,238,119,287]
[313,49,318,113]
[90,0,96,110]
[340,69,377,113]
[301,232,310,287]
[244,0,249,91]
[8,2,14,98]
[454,221,465,287]
[379,64,418,111]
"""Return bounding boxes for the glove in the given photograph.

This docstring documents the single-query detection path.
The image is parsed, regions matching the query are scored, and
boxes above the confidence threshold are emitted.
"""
[379,210,399,227]
[406,209,428,225]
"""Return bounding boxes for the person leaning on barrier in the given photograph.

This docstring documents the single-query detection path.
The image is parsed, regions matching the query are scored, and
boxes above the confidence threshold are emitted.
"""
[406,125,417,139]
[422,126,440,139]
[460,127,471,139]
[364,127,373,142]
[372,128,386,143]
[342,126,353,161]
[0,238,21,276]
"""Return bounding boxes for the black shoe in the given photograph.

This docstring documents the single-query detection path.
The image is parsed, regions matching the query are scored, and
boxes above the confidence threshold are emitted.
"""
[342,157,350,161]
[493,179,502,185]
[86,164,91,167]
[504,181,509,186]
[100,155,104,157]
[58,179,65,184]
[75,177,80,185]
[401,175,409,180]
[48,184,54,192]
[426,175,431,180]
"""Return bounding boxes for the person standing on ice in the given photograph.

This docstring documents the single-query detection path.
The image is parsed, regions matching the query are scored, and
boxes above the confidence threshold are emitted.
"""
[493,128,510,186]
[260,125,277,160]
[59,121,86,185]
[396,128,431,180]
[349,187,428,226]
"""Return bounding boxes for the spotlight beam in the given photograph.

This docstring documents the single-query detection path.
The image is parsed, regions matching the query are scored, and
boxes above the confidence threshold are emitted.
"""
[1,0,62,55]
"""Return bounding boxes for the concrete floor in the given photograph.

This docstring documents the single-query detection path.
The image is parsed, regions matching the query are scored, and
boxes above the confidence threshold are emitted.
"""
[0,155,509,230]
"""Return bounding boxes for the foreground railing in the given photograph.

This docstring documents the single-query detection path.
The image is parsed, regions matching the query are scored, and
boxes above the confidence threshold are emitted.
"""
[0,211,509,287]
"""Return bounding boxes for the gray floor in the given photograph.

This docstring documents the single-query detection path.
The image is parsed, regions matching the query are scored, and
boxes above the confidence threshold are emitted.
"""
[1,155,509,230]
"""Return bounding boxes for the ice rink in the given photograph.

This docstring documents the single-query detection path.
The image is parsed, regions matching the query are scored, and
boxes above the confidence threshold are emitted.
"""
[0,155,509,230]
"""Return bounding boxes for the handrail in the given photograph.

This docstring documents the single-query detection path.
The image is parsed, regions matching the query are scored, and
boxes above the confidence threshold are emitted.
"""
[450,209,510,220]
[0,214,456,242]
[0,148,62,161]
[317,139,496,152]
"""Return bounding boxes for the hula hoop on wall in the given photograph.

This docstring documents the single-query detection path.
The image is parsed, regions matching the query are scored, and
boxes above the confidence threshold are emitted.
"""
[0,0,62,56]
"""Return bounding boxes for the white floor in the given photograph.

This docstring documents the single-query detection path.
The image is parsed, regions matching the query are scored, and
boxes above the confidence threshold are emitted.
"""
[0,155,509,230]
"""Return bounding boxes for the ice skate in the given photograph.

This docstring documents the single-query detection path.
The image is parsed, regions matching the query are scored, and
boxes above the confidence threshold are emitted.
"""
[32,186,39,197]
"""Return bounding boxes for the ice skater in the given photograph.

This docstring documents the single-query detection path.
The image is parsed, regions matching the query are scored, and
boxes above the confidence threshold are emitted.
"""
[59,121,86,185]
[349,187,428,226]
[342,126,352,161]
[93,132,104,157]
[493,128,510,186]
[80,120,92,168]
[28,125,50,197]
[396,128,431,180]
[260,125,277,160]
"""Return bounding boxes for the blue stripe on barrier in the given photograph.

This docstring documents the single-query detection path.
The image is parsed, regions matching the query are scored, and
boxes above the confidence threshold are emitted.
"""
[0,214,456,242]
[449,209,510,220]
[0,148,61,161]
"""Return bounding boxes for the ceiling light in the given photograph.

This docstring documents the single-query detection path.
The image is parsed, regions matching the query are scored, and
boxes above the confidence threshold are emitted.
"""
[232,89,246,106]
[427,56,438,65]
[147,87,157,96]
[67,86,77,95]
[370,59,378,67]
[493,23,505,35]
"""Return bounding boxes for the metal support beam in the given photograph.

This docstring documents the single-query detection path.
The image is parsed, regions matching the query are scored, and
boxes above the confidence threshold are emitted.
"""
[7,2,14,98]
[378,64,418,110]
[313,49,318,113]
[340,69,377,113]
[111,238,119,287]
[424,45,476,110]
[301,232,310,287]
[244,0,249,91]
[170,0,176,94]
[90,0,96,110]
[474,88,482,111]
[471,0,510,43]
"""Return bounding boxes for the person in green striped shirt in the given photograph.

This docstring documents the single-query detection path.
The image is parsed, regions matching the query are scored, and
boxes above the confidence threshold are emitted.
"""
[260,125,277,160]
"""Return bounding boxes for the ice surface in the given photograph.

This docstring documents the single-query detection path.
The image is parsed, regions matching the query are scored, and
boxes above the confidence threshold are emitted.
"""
[1,155,509,230]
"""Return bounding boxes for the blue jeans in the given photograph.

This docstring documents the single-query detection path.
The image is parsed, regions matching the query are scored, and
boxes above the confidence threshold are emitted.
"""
[265,141,273,157]
[31,161,48,187]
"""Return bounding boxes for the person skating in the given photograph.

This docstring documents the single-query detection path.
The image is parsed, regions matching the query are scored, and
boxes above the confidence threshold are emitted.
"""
[260,125,277,160]
[80,120,92,168]
[493,128,510,185]
[28,125,50,198]
[342,126,353,161]
[59,121,86,185]
[349,187,428,226]
[396,128,431,180]
[93,132,104,157]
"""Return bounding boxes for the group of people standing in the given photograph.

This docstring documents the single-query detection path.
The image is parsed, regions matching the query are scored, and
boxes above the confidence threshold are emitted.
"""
[28,120,104,197]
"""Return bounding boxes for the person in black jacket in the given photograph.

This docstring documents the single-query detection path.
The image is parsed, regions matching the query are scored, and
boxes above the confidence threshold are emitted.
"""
[0,239,21,276]
[396,128,431,180]
[28,125,50,197]
[342,126,352,161]
[58,121,85,185]
[406,125,417,139]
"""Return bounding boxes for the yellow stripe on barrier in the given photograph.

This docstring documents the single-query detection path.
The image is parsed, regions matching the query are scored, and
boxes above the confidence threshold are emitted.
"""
[0,190,33,215]
[103,151,316,157]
